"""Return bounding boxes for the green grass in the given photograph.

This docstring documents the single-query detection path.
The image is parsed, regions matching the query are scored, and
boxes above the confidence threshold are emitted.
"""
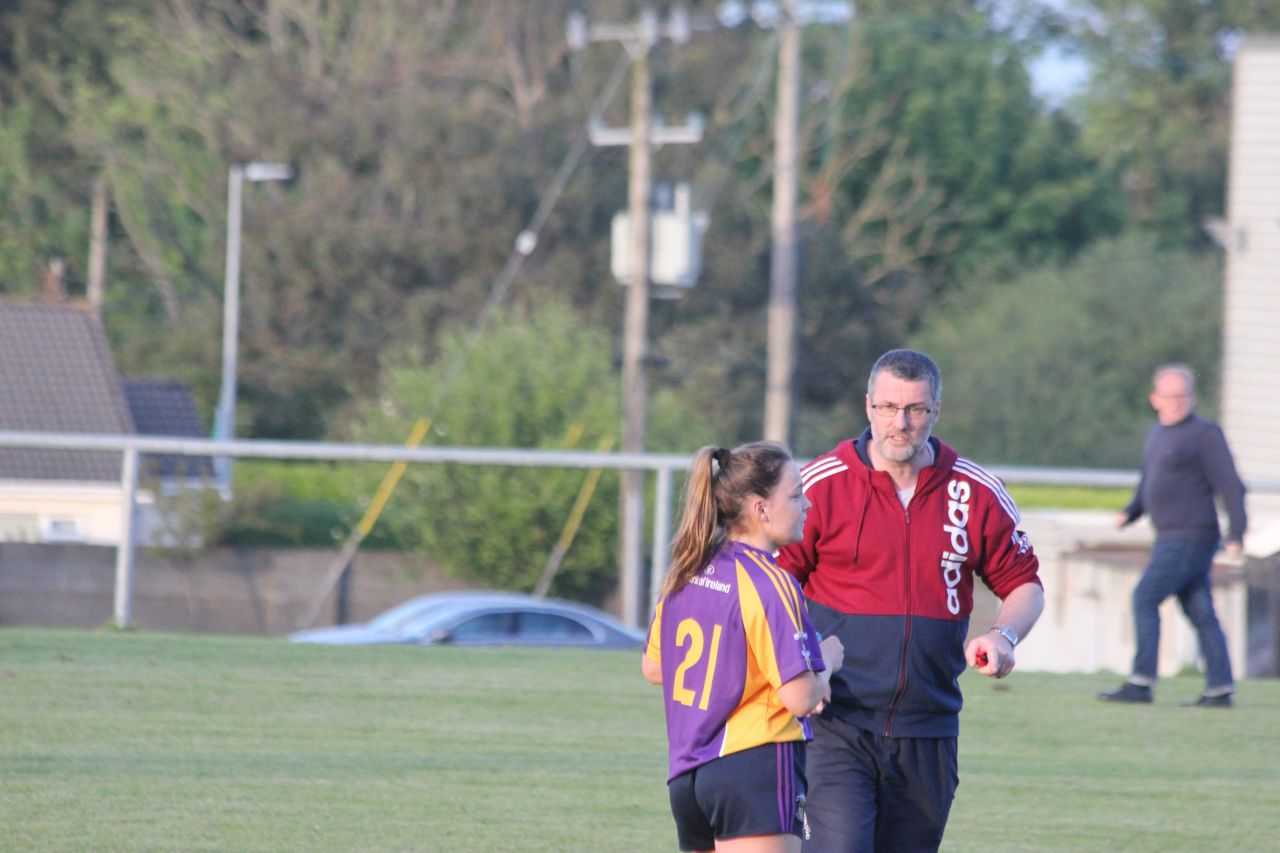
[2,629,1277,852]
[1004,484,1131,511]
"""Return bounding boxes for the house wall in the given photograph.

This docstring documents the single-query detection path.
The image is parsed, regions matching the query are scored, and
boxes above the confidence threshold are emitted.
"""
[1222,40,1280,516]
[0,544,472,635]
[0,481,134,545]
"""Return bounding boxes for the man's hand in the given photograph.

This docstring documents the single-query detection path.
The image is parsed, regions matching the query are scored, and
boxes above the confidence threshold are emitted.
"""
[1114,511,1130,530]
[819,634,845,673]
[1223,540,1243,560]
[811,681,833,717]
[967,632,1015,679]
[810,635,844,716]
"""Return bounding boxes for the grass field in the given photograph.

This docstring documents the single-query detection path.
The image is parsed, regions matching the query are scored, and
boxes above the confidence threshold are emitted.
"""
[1003,484,1131,511]
[3,629,1277,852]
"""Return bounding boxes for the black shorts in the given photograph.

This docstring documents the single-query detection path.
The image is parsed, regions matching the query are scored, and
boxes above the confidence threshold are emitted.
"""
[668,740,807,852]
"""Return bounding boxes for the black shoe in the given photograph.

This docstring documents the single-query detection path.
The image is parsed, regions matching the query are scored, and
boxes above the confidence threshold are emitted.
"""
[1098,682,1153,703]
[1182,693,1233,708]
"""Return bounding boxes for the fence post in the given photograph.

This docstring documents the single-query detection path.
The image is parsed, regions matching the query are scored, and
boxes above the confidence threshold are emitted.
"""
[648,465,674,614]
[113,447,139,629]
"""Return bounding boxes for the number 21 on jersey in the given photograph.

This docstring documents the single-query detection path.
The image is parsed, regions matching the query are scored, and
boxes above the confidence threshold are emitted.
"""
[672,618,723,711]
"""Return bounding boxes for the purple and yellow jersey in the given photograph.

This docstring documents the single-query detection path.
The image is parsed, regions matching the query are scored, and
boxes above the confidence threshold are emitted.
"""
[646,540,825,781]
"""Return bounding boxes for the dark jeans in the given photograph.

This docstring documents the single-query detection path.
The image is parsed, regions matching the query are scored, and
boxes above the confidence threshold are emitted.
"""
[802,715,957,853]
[1131,538,1234,690]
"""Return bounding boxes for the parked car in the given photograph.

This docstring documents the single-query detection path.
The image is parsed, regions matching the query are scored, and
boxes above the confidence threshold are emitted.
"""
[288,590,645,649]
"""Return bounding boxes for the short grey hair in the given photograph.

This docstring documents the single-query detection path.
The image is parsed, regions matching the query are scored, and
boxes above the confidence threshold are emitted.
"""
[1153,363,1196,393]
[868,349,942,404]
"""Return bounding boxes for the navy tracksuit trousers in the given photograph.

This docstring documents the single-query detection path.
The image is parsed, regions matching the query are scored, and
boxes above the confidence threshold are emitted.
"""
[801,715,958,853]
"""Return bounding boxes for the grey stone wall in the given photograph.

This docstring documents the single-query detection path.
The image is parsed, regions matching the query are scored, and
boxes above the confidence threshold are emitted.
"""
[0,543,471,636]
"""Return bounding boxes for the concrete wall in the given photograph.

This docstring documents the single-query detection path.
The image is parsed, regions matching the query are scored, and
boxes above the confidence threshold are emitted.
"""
[0,543,473,636]
[1,510,1272,679]
[984,510,1254,679]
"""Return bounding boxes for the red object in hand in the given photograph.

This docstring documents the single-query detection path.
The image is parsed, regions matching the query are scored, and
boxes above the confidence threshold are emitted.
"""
[976,651,989,667]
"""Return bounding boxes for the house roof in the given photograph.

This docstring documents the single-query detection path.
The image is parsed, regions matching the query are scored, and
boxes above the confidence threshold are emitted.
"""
[0,301,134,481]
[123,379,215,478]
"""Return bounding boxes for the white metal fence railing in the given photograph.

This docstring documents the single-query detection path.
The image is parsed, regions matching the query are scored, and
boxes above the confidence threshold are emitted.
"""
[3,430,1279,630]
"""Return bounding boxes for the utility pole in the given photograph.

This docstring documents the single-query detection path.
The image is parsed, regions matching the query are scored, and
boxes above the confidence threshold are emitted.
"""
[718,1,853,445]
[569,6,700,628]
[621,44,654,632]
[764,0,800,444]
[87,177,108,317]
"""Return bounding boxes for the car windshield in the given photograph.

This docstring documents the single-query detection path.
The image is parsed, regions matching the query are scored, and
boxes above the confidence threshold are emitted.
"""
[367,597,457,632]
[447,609,596,644]
[516,611,594,641]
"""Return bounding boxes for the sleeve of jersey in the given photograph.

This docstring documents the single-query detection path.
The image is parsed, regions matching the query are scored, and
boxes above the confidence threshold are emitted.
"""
[736,557,823,688]
[975,485,1042,599]
[645,600,663,665]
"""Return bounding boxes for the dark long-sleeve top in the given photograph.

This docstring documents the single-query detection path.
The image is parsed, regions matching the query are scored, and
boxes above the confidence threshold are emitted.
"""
[1122,413,1247,544]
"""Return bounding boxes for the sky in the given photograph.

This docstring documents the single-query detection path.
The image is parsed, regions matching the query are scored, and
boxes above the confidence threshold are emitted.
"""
[1029,42,1090,104]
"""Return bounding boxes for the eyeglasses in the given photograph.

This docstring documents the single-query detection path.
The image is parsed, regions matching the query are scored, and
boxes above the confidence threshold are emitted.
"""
[870,402,934,420]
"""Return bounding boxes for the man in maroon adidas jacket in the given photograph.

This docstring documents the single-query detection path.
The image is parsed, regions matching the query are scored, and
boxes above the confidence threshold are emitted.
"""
[776,349,1044,853]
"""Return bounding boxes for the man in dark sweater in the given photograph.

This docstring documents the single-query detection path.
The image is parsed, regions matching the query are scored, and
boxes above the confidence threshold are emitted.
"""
[1100,364,1246,708]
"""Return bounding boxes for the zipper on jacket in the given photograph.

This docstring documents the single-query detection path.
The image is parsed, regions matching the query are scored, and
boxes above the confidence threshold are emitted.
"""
[885,505,913,736]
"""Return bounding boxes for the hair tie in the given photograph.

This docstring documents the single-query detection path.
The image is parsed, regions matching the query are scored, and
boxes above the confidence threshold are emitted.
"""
[712,447,731,472]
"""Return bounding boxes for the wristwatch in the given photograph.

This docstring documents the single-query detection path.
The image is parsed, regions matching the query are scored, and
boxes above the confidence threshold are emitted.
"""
[989,625,1019,647]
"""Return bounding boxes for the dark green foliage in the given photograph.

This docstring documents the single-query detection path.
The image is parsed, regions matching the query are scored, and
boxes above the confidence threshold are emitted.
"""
[220,460,410,549]
[912,234,1223,467]
[0,1,1244,518]
[342,298,715,600]
[1063,0,1280,246]
[744,3,1126,453]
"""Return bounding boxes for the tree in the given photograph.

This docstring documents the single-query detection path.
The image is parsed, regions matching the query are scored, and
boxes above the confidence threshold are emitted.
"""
[341,297,713,602]
[0,0,1151,468]
[0,0,152,297]
[766,1,1123,453]
[910,234,1224,468]
[29,0,607,439]
[1051,0,1280,245]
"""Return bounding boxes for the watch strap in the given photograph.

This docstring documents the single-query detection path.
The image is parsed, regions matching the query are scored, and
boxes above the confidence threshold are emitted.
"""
[989,625,1019,647]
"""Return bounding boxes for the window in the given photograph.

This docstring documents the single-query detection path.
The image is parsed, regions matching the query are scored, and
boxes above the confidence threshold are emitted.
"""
[515,612,594,643]
[448,612,516,642]
[42,517,83,542]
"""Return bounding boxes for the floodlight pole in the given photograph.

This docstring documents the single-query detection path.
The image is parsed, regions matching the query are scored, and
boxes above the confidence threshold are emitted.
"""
[214,161,292,490]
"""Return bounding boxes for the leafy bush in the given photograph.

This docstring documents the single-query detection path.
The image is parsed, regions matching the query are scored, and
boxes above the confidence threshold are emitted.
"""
[222,461,410,549]
[342,298,714,601]
[912,234,1223,468]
